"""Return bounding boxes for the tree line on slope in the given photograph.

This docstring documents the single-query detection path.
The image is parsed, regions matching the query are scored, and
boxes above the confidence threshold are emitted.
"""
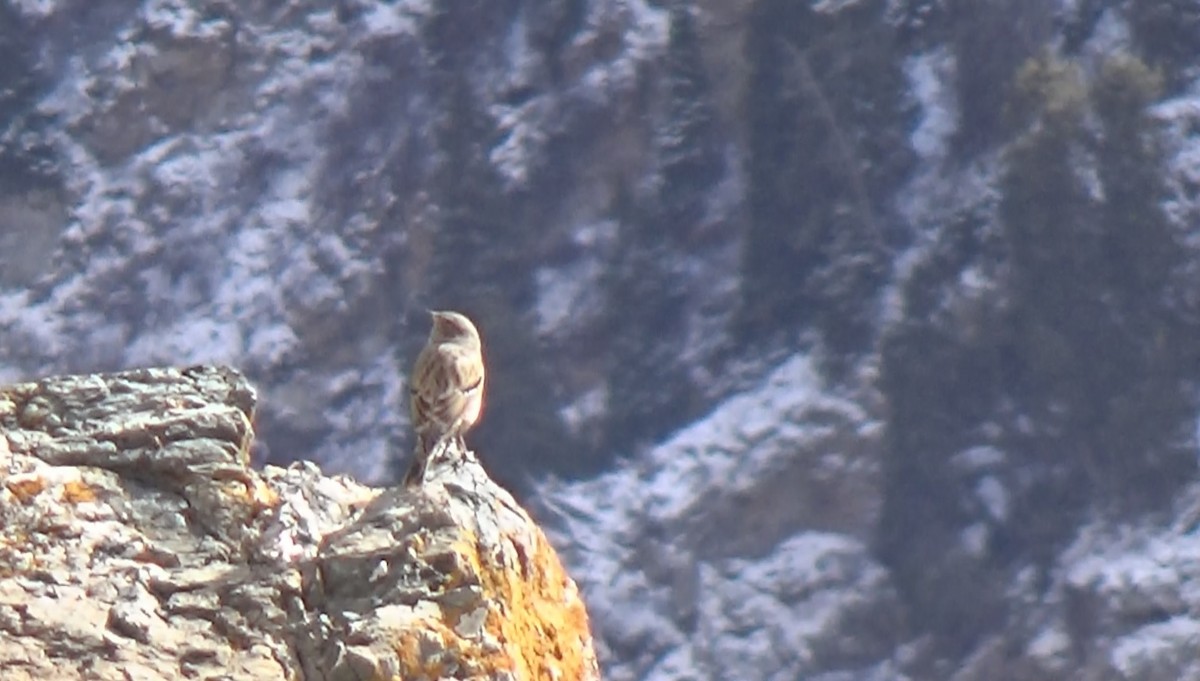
[879,49,1200,653]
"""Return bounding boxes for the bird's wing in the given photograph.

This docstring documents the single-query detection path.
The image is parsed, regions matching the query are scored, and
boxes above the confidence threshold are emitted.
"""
[436,342,484,393]
[411,342,484,426]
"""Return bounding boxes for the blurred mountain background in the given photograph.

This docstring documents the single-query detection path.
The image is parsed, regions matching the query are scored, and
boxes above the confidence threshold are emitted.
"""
[3,0,1200,678]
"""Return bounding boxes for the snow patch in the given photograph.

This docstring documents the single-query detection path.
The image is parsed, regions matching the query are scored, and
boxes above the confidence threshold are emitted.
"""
[10,0,58,19]
[361,2,417,38]
[905,48,956,161]
[560,385,607,437]
[813,0,871,15]
[1109,618,1200,679]
[142,0,231,39]
[540,354,886,679]
[125,317,243,366]
[976,475,1009,522]
[953,445,1007,471]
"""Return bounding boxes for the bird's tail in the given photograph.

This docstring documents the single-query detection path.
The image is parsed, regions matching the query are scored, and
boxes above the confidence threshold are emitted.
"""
[403,432,434,487]
[402,455,427,487]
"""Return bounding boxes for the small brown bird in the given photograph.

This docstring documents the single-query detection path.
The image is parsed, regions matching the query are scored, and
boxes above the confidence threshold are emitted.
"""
[404,310,486,486]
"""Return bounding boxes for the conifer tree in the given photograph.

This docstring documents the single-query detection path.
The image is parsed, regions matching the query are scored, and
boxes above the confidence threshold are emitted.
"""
[0,6,33,131]
[877,209,1010,653]
[948,0,1055,153]
[1126,0,1200,88]
[602,5,728,453]
[657,4,723,238]
[603,186,693,455]
[528,0,587,82]
[1088,54,1196,499]
[427,73,516,302]
[1092,56,1173,316]
[739,0,810,338]
[739,0,910,359]
[1000,55,1098,416]
[0,6,50,188]
[999,52,1196,506]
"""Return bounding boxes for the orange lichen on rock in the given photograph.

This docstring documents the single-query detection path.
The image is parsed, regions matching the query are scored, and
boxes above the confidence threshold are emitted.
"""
[412,516,595,681]
[5,474,46,503]
[61,480,95,504]
[393,617,458,679]
[475,527,595,681]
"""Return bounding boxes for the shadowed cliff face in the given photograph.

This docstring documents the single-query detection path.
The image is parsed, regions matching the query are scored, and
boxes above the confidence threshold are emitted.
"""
[4,0,1200,679]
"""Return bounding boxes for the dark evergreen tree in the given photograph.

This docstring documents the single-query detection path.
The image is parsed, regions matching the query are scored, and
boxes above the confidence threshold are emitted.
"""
[880,46,1200,663]
[739,0,912,361]
[656,4,723,238]
[997,52,1195,508]
[877,209,1012,654]
[526,0,587,82]
[1088,54,1197,500]
[427,73,517,302]
[1092,56,1174,315]
[0,6,55,191]
[1062,0,1114,54]
[603,186,695,455]
[602,5,729,454]
[1126,0,1200,89]
[419,0,534,303]
[423,0,495,78]
[0,6,34,132]
[739,0,810,338]
[999,55,1110,511]
[948,0,1055,153]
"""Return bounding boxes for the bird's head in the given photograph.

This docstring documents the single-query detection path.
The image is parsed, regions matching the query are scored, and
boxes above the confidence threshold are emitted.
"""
[429,310,481,345]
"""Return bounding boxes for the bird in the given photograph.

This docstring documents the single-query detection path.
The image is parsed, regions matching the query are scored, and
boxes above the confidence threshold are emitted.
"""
[403,310,486,486]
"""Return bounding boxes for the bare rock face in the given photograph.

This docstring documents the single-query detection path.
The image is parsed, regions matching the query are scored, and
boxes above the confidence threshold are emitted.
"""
[0,366,598,681]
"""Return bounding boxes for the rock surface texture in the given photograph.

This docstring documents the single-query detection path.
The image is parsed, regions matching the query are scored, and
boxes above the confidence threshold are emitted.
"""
[0,366,597,681]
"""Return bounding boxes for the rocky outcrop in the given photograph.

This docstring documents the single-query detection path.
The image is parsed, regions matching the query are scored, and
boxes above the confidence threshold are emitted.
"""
[0,366,597,680]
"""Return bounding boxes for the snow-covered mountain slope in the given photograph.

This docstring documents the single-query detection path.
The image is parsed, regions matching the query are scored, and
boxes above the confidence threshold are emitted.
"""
[4,0,1200,679]
[539,355,897,680]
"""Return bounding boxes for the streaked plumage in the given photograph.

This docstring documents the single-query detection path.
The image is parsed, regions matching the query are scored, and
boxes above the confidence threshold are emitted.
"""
[404,310,485,486]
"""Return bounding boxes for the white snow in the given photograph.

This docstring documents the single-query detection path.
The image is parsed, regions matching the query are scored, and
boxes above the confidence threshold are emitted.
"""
[531,220,618,338]
[1026,626,1071,672]
[360,2,417,37]
[1157,89,1200,235]
[1109,617,1200,679]
[540,354,887,680]
[905,49,956,161]
[953,445,1006,471]
[142,0,231,39]
[1063,524,1200,623]
[10,0,59,18]
[976,475,1009,522]
[813,0,871,16]
[559,385,607,436]
[126,317,243,366]
[532,259,603,336]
